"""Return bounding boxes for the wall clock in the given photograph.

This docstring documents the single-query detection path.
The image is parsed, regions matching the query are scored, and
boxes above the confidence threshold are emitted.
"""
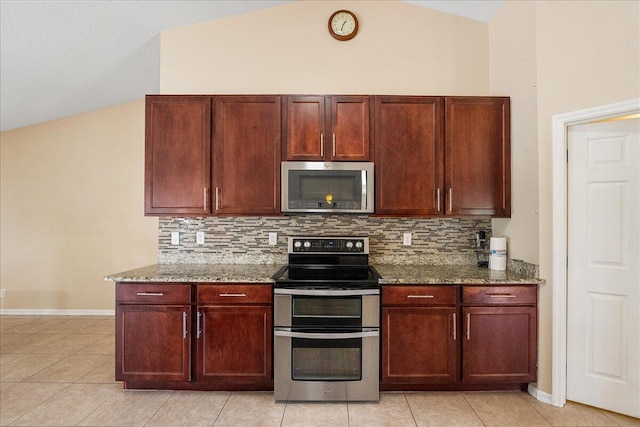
[328,10,359,41]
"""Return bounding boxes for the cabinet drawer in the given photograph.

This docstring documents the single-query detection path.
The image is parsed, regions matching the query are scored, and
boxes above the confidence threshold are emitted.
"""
[462,286,536,305]
[197,284,272,305]
[382,285,457,306]
[116,283,191,304]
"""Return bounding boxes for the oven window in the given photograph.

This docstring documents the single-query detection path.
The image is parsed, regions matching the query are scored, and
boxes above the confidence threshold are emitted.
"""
[292,296,361,318]
[291,337,361,381]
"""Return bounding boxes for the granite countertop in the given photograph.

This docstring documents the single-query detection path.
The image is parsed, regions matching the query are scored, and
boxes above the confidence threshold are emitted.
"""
[104,264,283,284]
[375,264,544,285]
[105,263,544,285]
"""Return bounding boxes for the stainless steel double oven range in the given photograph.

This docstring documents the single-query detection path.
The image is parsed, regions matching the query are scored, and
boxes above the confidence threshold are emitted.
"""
[272,237,381,402]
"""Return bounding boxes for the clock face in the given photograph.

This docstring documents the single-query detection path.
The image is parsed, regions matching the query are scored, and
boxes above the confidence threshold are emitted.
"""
[329,10,358,41]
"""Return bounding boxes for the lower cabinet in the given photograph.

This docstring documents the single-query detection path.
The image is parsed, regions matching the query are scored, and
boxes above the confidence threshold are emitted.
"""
[462,286,537,384]
[196,284,272,387]
[382,286,458,385]
[115,282,273,390]
[116,304,191,382]
[381,284,537,390]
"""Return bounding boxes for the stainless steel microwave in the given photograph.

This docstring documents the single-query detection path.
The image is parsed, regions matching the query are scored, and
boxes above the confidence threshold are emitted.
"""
[281,162,374,214]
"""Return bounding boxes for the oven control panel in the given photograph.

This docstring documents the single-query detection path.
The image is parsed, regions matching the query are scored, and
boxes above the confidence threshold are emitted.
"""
[288,237,369,254]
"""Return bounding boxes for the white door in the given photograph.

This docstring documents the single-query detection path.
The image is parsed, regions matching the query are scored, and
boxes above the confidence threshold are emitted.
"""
[567,117,640,417]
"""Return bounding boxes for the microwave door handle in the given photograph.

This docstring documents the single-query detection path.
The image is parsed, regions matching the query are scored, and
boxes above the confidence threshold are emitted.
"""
[362,170,367,209]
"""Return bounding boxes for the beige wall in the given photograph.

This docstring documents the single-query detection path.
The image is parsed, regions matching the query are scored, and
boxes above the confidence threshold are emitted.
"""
[489,1,539,265]
[0,100,157,311]
[490,0,640,395]
[160,0,489,95]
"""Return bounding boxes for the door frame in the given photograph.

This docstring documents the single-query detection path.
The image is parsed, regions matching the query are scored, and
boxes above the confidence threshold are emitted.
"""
[551,98,640,407]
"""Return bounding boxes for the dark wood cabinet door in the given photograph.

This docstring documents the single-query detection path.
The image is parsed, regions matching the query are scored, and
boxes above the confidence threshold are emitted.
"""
[445,97,511,217]
[329,96,371,160]
[375,96,444,216]
[284,95,371,161]
[462,306,537,383]
[145,95,211,215]
[197,305,272,384]
[213,96,281,215]
[116,304,191,382]
[382,306,457,385]
[284,96,325,160]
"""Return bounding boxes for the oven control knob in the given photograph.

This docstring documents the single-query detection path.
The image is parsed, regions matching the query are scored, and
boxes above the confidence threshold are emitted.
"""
[294,241,302,248]
[303,241,311,249]
[346,241,354,249]
[355,241,363,249]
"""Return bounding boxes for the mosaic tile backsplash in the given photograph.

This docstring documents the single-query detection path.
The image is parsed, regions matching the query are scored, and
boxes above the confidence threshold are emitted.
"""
[158,216,493,266]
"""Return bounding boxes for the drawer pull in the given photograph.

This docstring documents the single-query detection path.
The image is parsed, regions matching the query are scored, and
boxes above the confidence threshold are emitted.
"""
[136,292,164,297]
[407,295,435,299]
[219,293,247,297]
[488,293,516,298]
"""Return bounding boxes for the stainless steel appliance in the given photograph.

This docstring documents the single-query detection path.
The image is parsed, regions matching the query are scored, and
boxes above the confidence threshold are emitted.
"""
[281,162,374,213]
[272,236,380,401]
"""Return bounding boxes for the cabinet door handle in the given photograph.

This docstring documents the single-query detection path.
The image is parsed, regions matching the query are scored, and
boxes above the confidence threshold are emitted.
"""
[203,187,208,211]
[320,134,324,157]
[182,311,188,339]
[449,188,453,212]
[215,187,219,211]
[452,313,457,340]
[406,295,435,299]
[488,293,516,298]
[136,292,164,297]
[219,293,247,297]
[437,188,441,212]
[196,311,202,339]
[466,312,471,340]
[332,134,336,157]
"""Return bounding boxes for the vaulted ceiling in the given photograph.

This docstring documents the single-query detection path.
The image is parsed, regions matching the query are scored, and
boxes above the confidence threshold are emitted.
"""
[0,1,503,132]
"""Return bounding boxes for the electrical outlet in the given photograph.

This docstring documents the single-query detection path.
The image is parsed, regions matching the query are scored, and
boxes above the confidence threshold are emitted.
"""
[171,232,180,245]
[269,232,277,245]
[0,289,5,298]
[403,233,412,246]
[196,231,205,245]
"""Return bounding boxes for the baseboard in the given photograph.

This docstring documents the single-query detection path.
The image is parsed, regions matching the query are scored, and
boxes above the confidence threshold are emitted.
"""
[528,383,555,405]
[0,309,114,316]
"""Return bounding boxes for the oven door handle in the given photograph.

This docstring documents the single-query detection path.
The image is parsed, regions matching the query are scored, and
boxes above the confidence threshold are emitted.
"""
[274,288,379,296]
[273,328,379,340]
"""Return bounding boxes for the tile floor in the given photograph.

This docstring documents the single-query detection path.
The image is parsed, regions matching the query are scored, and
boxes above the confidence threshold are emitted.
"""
[1,315,638,427]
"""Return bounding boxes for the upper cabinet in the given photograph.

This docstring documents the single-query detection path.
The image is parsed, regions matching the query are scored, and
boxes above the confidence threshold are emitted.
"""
[374,96,511,218]
[213,96,281,215]
[283,96,371,161]
[144,95,282,216]
[374,96,444,216]
[145,94,509,218]
[445,97,511,217]
[145,95,211,216]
